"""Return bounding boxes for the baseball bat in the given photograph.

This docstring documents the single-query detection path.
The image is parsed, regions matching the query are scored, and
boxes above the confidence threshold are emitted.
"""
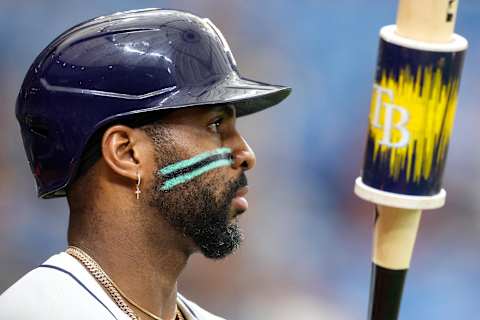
[354,1,467,319]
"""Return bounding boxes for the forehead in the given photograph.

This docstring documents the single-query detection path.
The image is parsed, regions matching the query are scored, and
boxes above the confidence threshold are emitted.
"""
[163,104,236,121]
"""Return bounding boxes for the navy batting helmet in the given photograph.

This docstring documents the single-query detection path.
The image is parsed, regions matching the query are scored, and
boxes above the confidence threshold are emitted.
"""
[16,8,291,198]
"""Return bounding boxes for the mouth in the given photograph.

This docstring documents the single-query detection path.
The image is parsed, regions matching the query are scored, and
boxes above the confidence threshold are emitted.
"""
[231,186,249,216]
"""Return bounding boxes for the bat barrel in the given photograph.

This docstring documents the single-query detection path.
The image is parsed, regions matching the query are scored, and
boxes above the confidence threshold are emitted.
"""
[396,0,458,43]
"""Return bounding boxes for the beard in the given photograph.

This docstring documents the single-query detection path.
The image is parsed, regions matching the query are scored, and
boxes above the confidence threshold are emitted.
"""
[149,159,247,259]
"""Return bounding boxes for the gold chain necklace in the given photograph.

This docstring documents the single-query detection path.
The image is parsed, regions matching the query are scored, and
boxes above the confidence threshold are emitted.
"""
[66,246,184,320]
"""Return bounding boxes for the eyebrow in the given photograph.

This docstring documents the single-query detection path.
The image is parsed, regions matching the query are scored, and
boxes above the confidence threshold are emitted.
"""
[209,104,235,117]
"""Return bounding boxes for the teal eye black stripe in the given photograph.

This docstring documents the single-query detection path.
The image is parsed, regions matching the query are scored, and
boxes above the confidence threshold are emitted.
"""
[162,152,232,180]
[159,147,232,175]
[160,158,233,190]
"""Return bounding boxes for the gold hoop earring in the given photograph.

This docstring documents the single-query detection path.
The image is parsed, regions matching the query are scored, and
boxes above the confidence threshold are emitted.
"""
[135,170,141,200]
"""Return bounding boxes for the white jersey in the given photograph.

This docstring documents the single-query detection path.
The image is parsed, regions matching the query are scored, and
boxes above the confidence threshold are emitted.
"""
[0,253,225,320]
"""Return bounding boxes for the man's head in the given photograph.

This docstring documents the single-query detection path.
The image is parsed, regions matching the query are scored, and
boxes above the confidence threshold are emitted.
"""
[16,9,290,258]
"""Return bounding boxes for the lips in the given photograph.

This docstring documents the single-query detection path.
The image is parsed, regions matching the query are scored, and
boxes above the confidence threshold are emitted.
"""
[235,186,249,198]
[232,186,249,214]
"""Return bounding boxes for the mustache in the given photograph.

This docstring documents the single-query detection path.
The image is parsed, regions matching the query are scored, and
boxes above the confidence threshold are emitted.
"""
[227,173,248,196]
[234,173,248,190]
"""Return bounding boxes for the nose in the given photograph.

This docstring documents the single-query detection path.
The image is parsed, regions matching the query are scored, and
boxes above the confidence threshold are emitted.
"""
[231,136,256,171]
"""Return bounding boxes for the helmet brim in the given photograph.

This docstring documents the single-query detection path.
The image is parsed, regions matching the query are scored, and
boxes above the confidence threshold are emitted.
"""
[126,75,292,118]
[221,77,292,117]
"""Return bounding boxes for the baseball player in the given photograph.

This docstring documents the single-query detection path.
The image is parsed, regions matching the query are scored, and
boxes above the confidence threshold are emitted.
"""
[0,9,290,320]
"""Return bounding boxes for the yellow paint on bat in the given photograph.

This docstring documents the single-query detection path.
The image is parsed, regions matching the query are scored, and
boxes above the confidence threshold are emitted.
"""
[368,66,459,183]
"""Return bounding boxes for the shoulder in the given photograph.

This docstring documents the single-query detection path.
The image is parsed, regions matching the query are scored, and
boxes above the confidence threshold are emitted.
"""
[0,253,125,320]
[177,293,227,320]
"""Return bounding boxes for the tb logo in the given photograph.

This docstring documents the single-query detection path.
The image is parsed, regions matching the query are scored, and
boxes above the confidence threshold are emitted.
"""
[371,84,410,148]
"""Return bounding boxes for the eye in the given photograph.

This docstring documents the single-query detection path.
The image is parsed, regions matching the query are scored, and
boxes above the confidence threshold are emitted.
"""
[207,117,224,133]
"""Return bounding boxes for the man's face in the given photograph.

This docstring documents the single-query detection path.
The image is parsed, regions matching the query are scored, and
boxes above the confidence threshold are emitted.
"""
[144,105,255,259]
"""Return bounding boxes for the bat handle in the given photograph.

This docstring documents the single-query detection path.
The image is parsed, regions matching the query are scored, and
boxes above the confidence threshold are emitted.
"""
[368,264,407,319]
[369,205,422,320]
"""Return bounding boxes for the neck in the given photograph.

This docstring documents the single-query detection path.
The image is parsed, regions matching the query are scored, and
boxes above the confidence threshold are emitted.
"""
[68,200,191,320]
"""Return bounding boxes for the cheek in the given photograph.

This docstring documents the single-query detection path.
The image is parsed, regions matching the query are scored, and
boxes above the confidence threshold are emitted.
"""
[155,148,233,192]
[202,167,235,199]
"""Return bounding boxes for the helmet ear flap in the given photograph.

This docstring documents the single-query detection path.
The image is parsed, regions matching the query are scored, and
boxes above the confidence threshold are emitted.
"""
[24,114,50,139]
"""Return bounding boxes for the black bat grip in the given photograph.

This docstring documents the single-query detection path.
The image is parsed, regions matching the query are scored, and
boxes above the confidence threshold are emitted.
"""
[368,264,408,320]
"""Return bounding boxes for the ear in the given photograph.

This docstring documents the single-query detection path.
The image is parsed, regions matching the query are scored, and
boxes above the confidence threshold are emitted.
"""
[101,125,144,182]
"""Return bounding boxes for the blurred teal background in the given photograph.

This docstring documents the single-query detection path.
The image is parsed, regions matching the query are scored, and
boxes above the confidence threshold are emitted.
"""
[1,1,480,319]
